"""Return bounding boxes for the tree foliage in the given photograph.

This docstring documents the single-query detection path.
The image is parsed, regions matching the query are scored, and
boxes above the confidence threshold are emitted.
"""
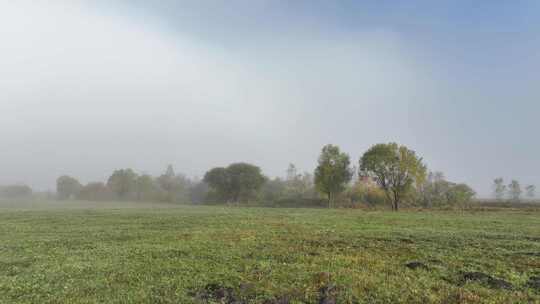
[259,165,318,207]
[135,174,158,201]
[446,183,476,209]
[525,185,536,199]
[78,182,112,201]
[417,172,475,208]
[508,180,522,202]
[285,164,315,199]
[314,145,353,208]
[418,172,447,207]
[204,163,265,203]
[156,165,190,203]
[189,180,210,204]
[203,167,230,201]
[56,175,82,200]
[344,180,388,207]
[107,169,138,199]
[493,178,506,201]
[360,143,426,211]
[50,144,483,209]
[0,184,33,199]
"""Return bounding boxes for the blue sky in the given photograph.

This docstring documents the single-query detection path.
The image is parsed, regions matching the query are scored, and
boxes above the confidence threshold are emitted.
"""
[1,1,539,196]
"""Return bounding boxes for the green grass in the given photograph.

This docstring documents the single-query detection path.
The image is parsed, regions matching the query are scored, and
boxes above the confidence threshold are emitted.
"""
[0,201,539,303]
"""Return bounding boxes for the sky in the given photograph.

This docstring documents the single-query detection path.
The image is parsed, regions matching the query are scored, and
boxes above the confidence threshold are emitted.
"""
[1,1,539,196]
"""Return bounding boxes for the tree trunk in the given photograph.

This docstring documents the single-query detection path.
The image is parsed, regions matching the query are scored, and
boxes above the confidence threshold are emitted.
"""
[392,191,400,212]
[327,193,332,209]
[384,192,393,211]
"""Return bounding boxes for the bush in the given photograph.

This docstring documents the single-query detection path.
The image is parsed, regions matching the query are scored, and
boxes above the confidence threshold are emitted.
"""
[343,182,388,207]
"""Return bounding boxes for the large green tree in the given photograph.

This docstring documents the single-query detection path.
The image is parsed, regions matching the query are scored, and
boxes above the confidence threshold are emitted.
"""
[359,143,426,211]
[314,144,353,208]
[226,163,266,203]
[203,167,230,201]
[204,163,265,203]
[107,169,138,199]
[56,175,82,200]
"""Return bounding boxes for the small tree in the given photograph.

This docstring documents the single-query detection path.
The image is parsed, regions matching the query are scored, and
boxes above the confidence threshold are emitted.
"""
[314,144,353,208]
[360,143,426,211]
[508,180,522,202]
[56,175,82,200]
[525,185,536,199]
[493,178,506,201]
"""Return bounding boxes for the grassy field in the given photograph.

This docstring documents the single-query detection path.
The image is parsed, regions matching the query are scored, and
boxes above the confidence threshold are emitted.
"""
[0,201,539,303]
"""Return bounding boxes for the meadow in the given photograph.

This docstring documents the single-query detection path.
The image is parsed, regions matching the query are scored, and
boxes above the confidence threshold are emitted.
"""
[0,201,539,303]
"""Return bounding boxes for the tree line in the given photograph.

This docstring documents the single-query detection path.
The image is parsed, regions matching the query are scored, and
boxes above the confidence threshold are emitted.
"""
[311,143,475,210]
[56,165,202,203]
[53,143,479,211]
[492,178,535,202]
[0,184,33,199]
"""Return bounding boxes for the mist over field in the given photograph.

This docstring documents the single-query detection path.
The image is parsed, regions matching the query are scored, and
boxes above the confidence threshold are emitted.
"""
[1,1,540,197]
[2,2,540,303]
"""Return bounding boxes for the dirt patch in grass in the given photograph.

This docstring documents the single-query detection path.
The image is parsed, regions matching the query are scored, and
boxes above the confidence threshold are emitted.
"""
[262,296,292,304]
[399,238,415,244]
[427,258,444,265]
[405,261,429,270]
[517,252,540,257]
[193,283,308,304]
[318,283,339,304]
[313,272,342,304]
[302,238,355,250]
[459,272,513,290]
[528,276,540,291]
[193,283,239,303]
